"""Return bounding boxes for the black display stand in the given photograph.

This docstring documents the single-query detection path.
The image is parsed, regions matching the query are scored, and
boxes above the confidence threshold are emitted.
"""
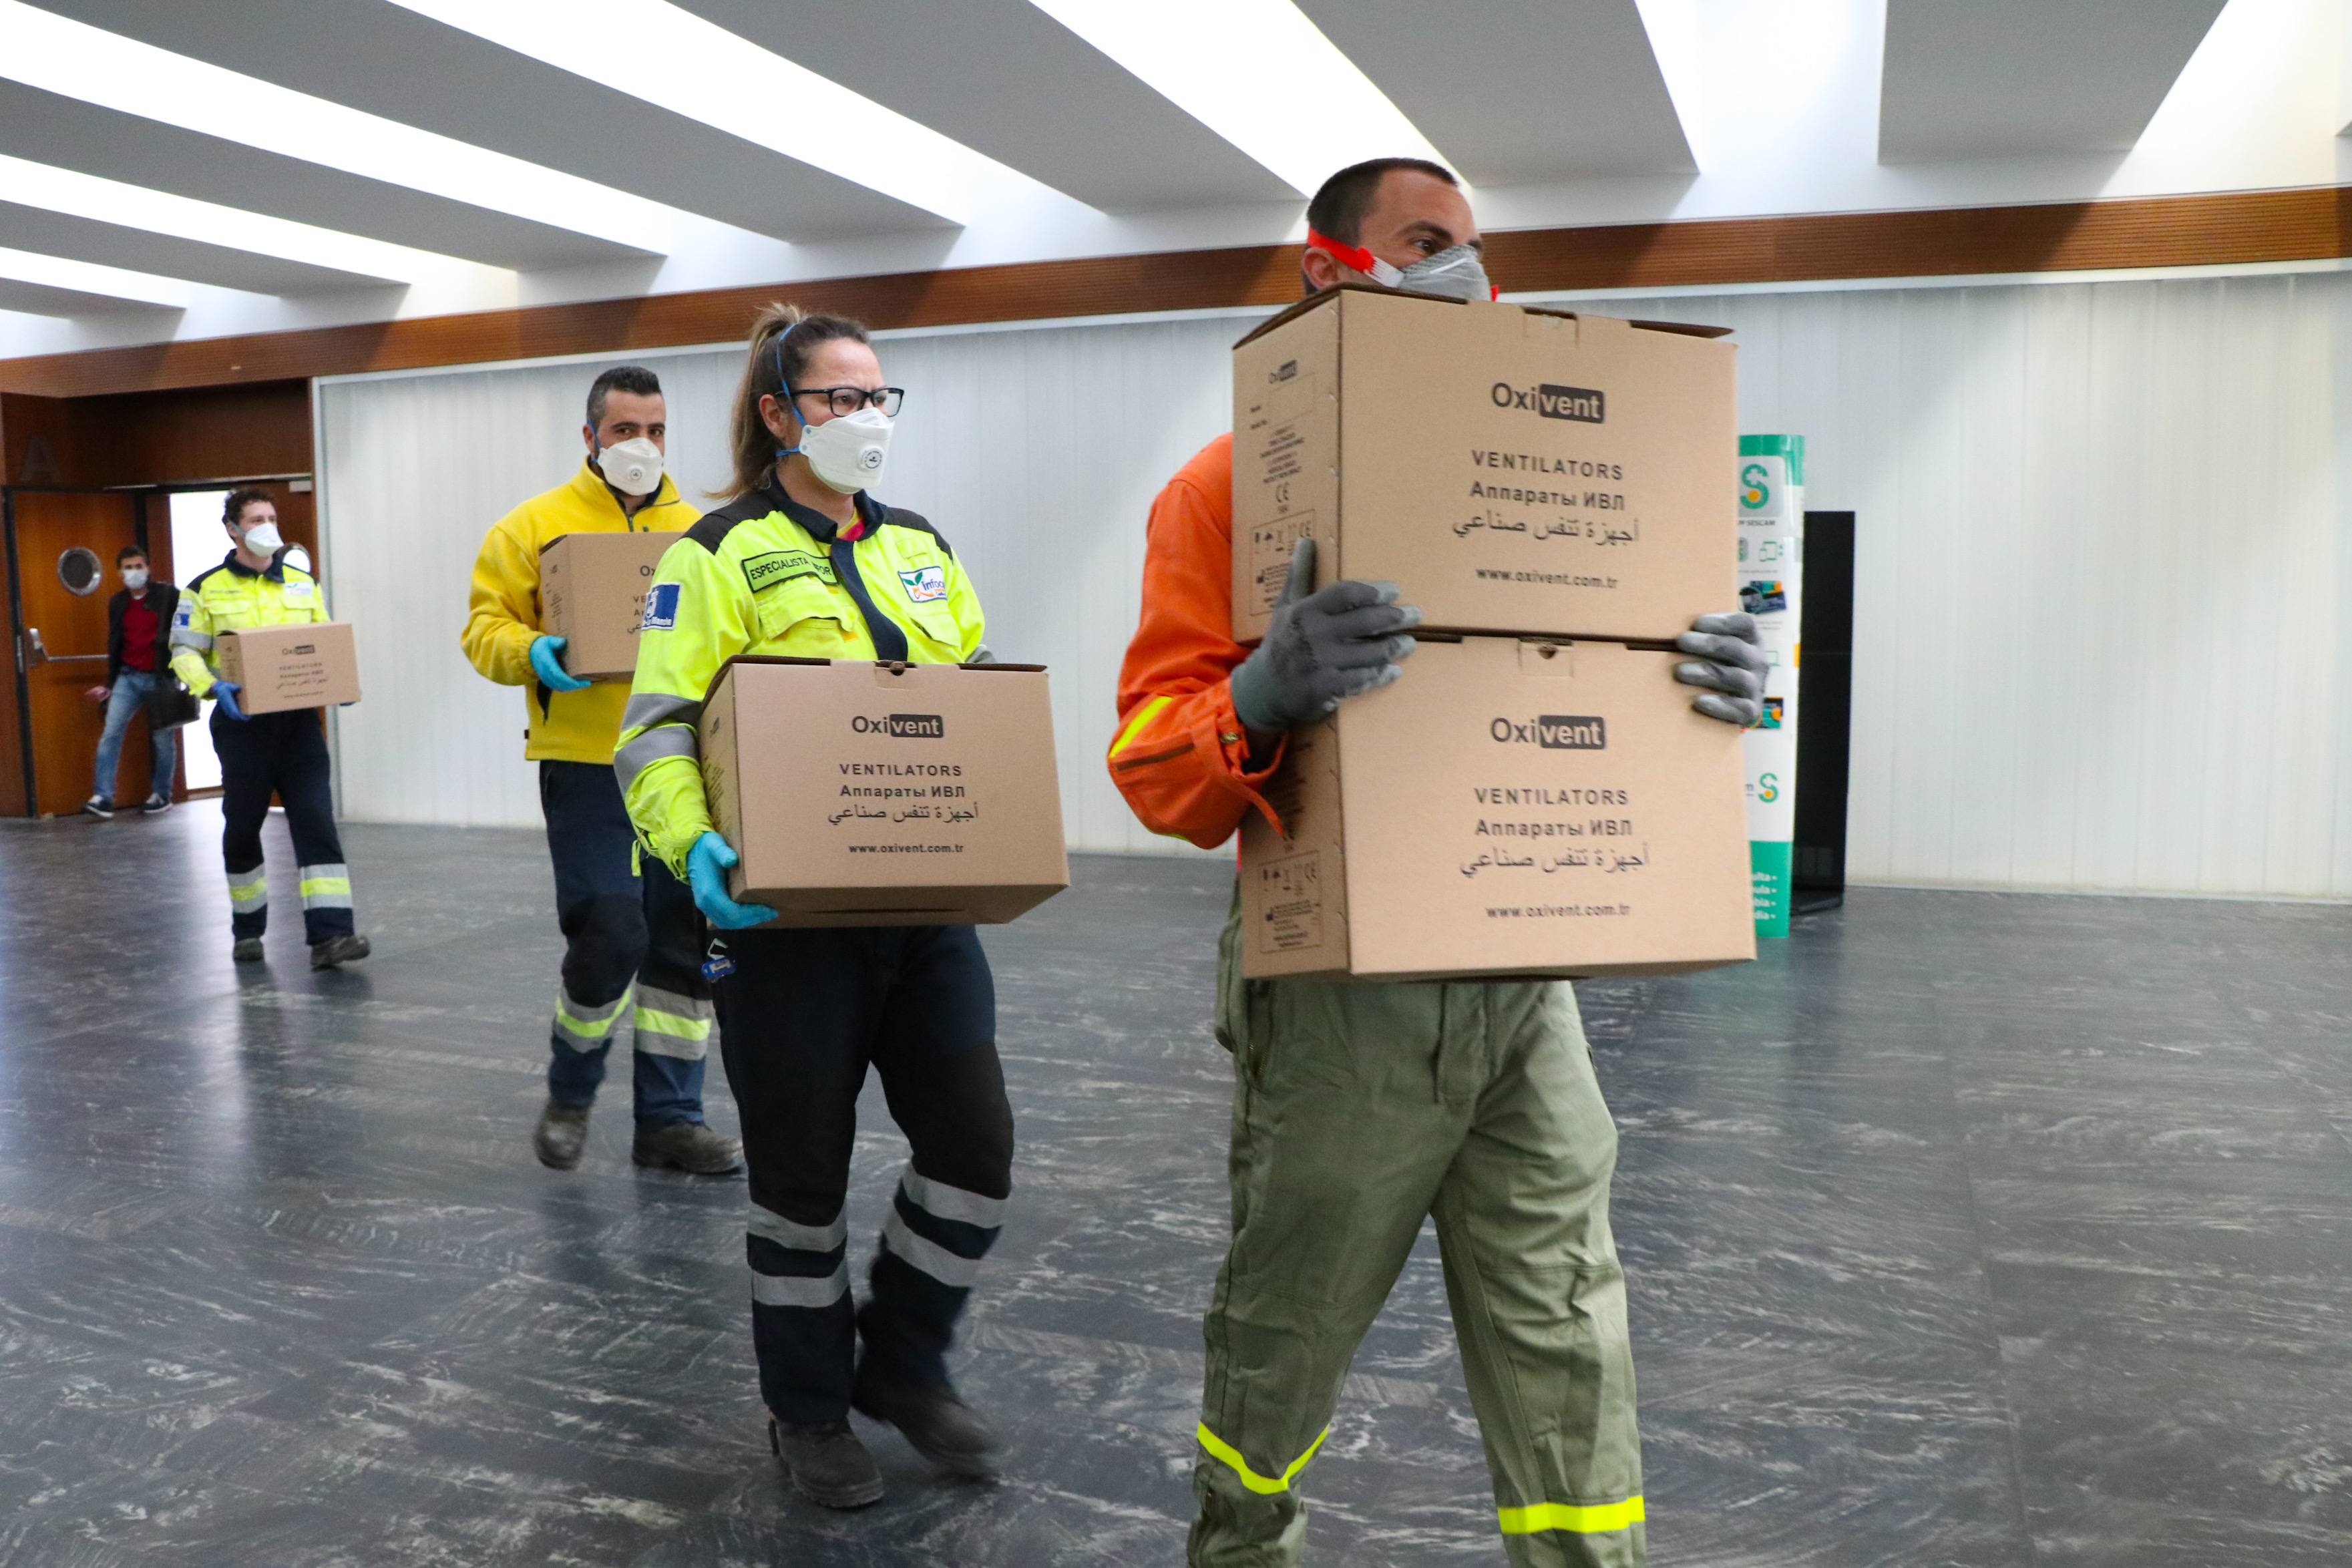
[1792,511,1853,914]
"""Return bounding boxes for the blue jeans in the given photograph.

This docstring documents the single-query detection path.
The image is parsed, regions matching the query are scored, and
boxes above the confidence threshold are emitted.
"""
[92,670,176,803]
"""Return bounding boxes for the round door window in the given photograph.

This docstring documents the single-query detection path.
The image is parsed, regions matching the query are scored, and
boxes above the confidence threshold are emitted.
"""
[58,546,102,596]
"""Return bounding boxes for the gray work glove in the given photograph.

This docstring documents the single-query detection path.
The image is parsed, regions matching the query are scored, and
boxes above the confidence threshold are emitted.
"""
[1229,538,1420,732]
[1672,611,1769,726]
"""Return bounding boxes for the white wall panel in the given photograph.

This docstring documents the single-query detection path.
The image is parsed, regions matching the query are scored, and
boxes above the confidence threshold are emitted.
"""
[323,274,2352,896]
[1533,272,2352,898]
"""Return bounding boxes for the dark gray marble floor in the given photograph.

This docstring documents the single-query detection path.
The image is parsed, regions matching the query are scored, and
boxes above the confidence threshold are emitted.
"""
[1,801,2347,1566]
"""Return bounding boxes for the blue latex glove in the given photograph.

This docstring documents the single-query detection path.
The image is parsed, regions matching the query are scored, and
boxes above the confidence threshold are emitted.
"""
[529,634,592,693]
[687,831,777,929]
[212,682,248,722]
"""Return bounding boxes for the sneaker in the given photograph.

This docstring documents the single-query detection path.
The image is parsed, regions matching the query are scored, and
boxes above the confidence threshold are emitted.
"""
[771,1418,884,1509]
[309,934,371,970]
[232,937,266,963]
[80,795,114,821]
[140,794,171,815]
[851,1357,998,1480]
[533,1103,590,1169]
[632,1121,745,1176]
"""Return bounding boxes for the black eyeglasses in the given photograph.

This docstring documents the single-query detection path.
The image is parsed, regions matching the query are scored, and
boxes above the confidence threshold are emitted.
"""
[793,385,905,418]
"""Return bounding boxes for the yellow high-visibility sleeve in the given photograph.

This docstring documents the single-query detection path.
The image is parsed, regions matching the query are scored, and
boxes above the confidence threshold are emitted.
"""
[618,537,757,877]
[462,516,544,689]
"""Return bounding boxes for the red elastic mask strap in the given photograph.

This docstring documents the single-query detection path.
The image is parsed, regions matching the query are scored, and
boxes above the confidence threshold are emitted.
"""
[1306,228,1402,288]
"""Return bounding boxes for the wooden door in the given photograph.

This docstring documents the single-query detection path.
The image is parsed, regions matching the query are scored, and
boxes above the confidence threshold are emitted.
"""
[7,489,147,815]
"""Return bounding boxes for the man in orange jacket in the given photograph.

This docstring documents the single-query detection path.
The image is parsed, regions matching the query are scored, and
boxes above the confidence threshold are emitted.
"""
[1108,158,1766,1568]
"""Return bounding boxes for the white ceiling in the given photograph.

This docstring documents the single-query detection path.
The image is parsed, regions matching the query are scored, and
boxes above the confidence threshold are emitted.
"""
[1880,0,2231,162]
[0,0,2330,355]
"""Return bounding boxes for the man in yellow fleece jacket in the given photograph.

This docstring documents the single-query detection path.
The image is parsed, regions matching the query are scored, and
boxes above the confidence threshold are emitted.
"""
[463,365,741,1177]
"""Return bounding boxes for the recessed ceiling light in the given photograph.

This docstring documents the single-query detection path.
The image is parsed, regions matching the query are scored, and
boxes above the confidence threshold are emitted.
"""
[0,152,477,286]
[1024,0,1453,197]
[0,243,192,309]
[386,0,1081,224]
[0,0,680,255]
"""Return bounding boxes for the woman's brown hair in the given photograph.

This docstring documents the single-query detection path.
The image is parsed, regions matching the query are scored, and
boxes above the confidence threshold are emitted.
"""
[717,303,871,500]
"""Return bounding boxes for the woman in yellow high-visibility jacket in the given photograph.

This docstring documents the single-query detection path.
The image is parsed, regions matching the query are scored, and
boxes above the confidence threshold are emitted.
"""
[618,305,1006,1509]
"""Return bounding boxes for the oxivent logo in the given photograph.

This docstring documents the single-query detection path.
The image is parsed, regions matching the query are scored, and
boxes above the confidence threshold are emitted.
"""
[852,713,944,738]
[1491,715,1607,749]
[1492,383,1604,423]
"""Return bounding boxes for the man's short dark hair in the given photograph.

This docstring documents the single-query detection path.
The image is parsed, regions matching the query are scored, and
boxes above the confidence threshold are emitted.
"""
[1306,158,1458,246]
[223,487,272,528]
[116,544,147,566]
[588,365,663,430]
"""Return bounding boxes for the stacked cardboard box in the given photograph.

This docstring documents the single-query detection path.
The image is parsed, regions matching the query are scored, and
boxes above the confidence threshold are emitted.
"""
[1230,286,1754,980]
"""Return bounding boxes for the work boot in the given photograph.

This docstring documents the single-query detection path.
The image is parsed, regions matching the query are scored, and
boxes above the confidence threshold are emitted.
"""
[310,934,371,970]
[534,1103,590,1169]
[852,1357,998,1480]
[141,794,171,815]
[81,795,114,821]
[232,937,266,963]
[632,1121,745,1175]
[771,1418,884,1509]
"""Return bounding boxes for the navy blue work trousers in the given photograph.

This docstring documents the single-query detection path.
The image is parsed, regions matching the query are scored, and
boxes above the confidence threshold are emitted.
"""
[716,923,1012,1425]
[214,707,352,946]
[540,760,708,1128]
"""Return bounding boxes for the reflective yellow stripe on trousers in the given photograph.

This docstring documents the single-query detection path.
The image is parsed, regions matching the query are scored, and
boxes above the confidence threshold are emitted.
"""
[1196,1424,1328,1495]
[1497,1497,1646,1535]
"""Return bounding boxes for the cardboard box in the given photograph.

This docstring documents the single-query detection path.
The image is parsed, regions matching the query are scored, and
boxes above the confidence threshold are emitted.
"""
[1232,286,1736,643]
[538,530,684,682]
[214,622,361,714]
[699,656,1070,928]
[1239,635,1754,982]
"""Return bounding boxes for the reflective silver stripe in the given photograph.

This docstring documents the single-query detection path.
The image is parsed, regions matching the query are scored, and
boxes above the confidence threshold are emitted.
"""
[226,865,266,907]
[556,984,630,1026]
[634,984,711,1022]
[170,627,213,650]
[297,862,352,910]
[902,1168,1008,1230]
[624,693,702,732]
[632,984,712,1060]
[614,725,699,793]
[748,1204,847,1253]
[752,1263,849,1308]
[554,983,629,1048]
[881,1207,982,1288]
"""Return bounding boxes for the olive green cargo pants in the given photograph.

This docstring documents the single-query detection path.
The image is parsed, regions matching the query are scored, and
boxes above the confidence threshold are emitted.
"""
[1189,891,1643,1567]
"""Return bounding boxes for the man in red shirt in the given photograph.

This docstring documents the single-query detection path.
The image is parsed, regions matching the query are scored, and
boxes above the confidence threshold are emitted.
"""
[83,545,182,819]
[1108,159,1766,1568]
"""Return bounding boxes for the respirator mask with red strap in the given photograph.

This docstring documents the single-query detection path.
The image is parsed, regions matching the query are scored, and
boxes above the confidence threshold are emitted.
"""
[1306,228,1499,302]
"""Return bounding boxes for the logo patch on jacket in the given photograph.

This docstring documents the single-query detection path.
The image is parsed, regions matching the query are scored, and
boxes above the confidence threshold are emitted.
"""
[641,582,681,630]
[283,582,314,603]
[898,565,947,604]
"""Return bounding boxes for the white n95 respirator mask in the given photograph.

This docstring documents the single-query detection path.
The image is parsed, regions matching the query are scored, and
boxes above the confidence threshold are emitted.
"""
[596,436,664,497]
[240,520,284,552]
[797,406,894,494]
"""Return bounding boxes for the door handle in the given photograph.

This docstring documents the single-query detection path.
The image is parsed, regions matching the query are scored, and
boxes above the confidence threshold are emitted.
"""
[21,626,47,669]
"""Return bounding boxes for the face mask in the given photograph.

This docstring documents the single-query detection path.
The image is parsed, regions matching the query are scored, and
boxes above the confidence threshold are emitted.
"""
[1306,228,1499,302]
[122,567,148,591]
[240,520,284,552]
[791,406,894,494]
[595,435,664,496]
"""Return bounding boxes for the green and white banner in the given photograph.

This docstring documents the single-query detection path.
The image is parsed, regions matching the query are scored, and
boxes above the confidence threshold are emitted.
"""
[1737,435,1804,938]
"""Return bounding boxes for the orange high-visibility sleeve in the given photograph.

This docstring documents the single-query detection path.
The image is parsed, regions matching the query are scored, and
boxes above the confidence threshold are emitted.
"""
[1108,435,1288,850]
